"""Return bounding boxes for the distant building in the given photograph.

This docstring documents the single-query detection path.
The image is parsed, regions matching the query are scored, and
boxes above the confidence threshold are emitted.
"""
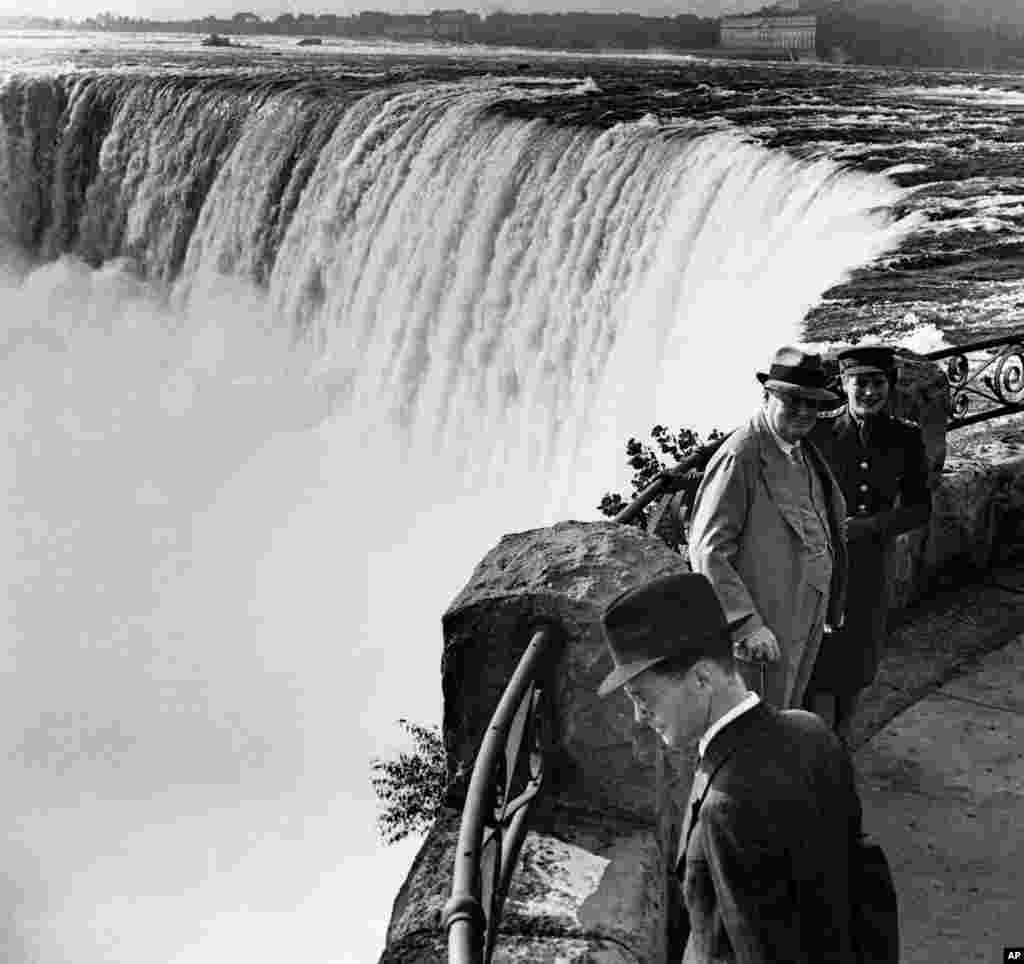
[720,6,817,53]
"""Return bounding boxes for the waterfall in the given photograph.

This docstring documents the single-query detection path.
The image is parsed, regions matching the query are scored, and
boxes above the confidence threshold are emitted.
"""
[0,69,917,964]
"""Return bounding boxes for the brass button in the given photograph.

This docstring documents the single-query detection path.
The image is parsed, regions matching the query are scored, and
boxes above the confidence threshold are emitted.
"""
[859,461,869,470]
[858,504,869,513]
[859,482,869,492]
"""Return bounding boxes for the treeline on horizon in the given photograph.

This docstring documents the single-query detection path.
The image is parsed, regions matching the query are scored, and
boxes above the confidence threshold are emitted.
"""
[7,0,1024,68]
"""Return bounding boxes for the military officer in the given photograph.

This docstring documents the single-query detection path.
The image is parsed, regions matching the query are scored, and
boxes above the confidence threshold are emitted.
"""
[806,344,932,736]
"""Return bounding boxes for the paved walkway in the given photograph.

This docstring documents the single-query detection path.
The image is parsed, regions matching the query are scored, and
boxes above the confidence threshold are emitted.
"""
[855,619,1024,963]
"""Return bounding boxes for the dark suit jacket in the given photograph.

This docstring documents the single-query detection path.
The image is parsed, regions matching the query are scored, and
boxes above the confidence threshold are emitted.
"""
[676,702,861,964]
[808,410,932,690]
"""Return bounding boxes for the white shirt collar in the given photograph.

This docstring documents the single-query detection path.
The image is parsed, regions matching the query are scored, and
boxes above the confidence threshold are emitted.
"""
[698,691,761,758]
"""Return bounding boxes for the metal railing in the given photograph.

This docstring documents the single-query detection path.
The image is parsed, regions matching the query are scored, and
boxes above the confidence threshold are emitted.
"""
[924,335,1024,429]
[443,625,559,964]
[612,447,710,527]
[442,334,1024,964]
[613,335,1024,530]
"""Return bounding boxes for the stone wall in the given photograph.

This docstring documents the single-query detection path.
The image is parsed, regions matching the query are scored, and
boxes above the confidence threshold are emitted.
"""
[381,522,695,964]
[888,422,1024,613]
[869,352,1024,613]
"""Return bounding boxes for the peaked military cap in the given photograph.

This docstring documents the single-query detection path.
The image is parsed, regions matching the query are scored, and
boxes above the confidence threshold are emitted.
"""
[838,344,897,376]
[597,572,733,698]
[756,345,842,403]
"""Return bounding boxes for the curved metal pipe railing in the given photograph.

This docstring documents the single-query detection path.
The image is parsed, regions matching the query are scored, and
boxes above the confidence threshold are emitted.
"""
[612,336,1024,526]
[612,474,670,526]
[613,446,713,528]
[443,625,558,964]
[923,336,1024,429]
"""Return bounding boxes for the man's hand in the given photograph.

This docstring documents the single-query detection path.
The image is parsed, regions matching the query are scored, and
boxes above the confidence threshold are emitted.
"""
[734,626,781,663]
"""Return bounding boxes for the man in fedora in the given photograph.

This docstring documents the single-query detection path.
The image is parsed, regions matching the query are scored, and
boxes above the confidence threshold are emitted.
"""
[688,345,848,708]
[598,571,864,964]
[806,344,931,736]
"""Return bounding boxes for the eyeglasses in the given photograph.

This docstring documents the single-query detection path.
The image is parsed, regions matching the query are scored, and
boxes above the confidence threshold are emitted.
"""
[768,390,822,412]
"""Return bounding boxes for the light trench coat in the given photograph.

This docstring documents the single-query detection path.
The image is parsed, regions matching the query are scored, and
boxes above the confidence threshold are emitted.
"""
[688,410,848,708]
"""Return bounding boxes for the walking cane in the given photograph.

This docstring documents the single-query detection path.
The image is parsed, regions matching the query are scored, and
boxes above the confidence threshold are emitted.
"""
[733,641,769,699]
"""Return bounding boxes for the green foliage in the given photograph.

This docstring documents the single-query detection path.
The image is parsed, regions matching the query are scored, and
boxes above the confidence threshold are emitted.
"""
[370,718,447,845]
[597,424,724,527]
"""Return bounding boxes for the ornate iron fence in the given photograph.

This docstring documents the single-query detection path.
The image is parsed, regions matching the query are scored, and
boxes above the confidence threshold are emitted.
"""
[443,624,559,964]
[612,335,1024,530]
[924,335,1024,429]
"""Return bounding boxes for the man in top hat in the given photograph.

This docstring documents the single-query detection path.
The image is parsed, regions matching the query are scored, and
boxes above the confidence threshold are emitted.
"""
[806,344,931,736]
[687,346,848,708]
[598,571,865,964]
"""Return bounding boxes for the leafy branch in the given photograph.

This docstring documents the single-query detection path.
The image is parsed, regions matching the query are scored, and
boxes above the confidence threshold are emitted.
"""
[370,718,447,845]
[597,424,724,528]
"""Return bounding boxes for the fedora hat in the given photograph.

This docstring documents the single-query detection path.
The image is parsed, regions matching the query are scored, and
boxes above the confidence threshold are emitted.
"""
[756,345,841,403]
[597,572,733,698]
[837,344,897,377]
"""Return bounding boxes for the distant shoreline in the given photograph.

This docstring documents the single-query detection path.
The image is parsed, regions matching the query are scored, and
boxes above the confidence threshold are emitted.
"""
[3,7,1024,72]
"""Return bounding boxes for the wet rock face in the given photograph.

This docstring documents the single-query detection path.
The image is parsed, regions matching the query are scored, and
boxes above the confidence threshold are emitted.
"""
[441,520,688,822]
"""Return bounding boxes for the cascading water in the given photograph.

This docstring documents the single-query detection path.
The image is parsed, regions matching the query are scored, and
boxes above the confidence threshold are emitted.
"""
[0,69,917,963]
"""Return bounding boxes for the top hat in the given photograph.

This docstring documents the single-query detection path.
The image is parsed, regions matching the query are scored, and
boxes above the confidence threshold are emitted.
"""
[756,345,841,403]
[837,345,897,377]
[597,572,733,698]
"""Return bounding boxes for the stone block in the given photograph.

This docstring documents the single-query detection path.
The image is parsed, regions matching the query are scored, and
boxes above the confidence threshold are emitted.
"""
[441,520,688,823]
[498,817,663,962]
[381,808,669,964]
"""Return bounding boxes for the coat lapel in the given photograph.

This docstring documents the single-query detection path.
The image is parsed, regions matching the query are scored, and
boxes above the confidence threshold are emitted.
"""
[676,768,708,869]
[754,413,806,541]
[675,703,773,873]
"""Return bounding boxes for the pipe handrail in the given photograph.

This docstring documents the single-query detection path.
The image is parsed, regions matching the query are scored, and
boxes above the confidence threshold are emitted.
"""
[922,334,1023,362]
[611,334,1024,528]
[443,625,557,964]
[612,474,669,526]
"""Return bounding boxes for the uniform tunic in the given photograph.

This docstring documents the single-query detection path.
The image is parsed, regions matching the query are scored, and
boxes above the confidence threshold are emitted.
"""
[807,410,931,694]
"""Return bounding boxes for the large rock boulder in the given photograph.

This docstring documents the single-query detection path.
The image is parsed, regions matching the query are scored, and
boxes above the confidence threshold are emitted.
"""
[380,520,693,964]
[441,520,688,822]
[891,349,950,484]
[885,425,1024,613]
